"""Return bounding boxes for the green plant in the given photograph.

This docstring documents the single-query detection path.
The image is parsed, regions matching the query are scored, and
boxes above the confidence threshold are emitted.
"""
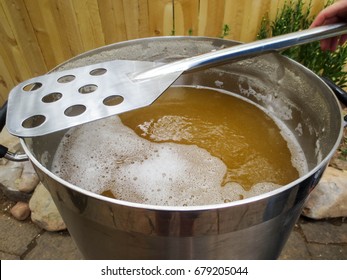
[220,24,231,38]
[257,0,347,88]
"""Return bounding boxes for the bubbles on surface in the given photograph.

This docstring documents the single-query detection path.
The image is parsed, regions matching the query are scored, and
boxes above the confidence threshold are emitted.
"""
[52,116,237,206]
[51,87,308,206]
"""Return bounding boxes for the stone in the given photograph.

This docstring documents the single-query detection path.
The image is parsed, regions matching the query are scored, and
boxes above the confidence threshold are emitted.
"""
[10,201,31,221]
[302,167,347,219]
[0,128,21,154]
[0,159,33,201]
[0,128,23,166]
[330,156,347,171]
[0,160,31,201]
[15,161,40,193]
[29,183,66,231]
[0,161,23,190]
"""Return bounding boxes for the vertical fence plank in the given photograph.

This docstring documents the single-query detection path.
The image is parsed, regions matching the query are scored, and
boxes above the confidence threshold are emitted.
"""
[138,0,150,38]
[148,0,174,36]
[240,0,269,42]
[267,0,285,22]
[198,0,226,37]
[122,0,139,39]
[55,0,84,57]
[309,0,326,17]
[98,0,150,43]
[174,0,199,36]
[98,0,150,44]
[24,0,74,70]
[0,55,12,104]
[71,0,105,51]
[1,0,47,77]
[97,0,127,44]
[0,2,22,104]
[223,0,282,42]
[222,0,245,40]
[0,2,29,97]
[123,0,148,39]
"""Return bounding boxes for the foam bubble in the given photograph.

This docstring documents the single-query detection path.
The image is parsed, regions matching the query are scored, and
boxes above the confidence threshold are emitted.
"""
[52,116,239,206]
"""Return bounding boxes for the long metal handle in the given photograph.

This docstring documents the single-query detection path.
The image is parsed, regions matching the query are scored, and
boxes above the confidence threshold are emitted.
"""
[134,23,347,80]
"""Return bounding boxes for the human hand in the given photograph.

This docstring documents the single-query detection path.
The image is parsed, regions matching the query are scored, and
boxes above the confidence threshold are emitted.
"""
[311,0,347,51]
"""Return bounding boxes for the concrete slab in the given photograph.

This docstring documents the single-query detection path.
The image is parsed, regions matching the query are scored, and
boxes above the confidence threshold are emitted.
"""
[307,243,347,260]
[0,214,41,256]
[301,220,347,244]
[23,231,83,260]
[279,229,311,260]
[0,251,20,260]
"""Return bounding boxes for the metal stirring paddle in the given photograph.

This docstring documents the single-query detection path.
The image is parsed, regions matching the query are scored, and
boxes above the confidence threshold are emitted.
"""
[6,23,347,137]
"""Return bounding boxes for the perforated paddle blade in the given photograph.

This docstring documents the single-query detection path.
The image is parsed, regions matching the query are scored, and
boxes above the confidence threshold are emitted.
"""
[6,60,182,137]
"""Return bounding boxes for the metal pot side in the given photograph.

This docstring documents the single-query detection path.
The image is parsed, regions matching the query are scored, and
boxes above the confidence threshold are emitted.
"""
[21,37,344,259]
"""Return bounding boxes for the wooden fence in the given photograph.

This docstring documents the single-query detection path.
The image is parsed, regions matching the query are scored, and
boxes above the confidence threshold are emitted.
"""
[0,0,327,102]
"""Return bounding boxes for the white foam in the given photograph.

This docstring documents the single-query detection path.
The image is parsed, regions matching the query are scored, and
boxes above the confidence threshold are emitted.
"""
[51,89,308,206]
[52,116,241,206]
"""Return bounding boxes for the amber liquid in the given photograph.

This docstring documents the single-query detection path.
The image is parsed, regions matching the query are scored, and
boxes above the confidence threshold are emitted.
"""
[119,86,299,190]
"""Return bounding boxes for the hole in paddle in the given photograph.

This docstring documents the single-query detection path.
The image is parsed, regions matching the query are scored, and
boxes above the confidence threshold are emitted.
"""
[103,95,124,106]
[64,105,86,117]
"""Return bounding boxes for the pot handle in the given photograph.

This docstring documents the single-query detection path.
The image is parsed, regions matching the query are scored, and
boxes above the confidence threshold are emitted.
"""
[321,77,347,106]
[0,101,28,161]
[321,76,347,126]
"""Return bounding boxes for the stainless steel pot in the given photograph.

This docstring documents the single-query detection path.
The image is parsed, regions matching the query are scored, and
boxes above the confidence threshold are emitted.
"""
[4,37,347,259]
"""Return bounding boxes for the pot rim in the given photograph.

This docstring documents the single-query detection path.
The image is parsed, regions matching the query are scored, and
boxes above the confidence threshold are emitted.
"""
[20,36,345,212]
